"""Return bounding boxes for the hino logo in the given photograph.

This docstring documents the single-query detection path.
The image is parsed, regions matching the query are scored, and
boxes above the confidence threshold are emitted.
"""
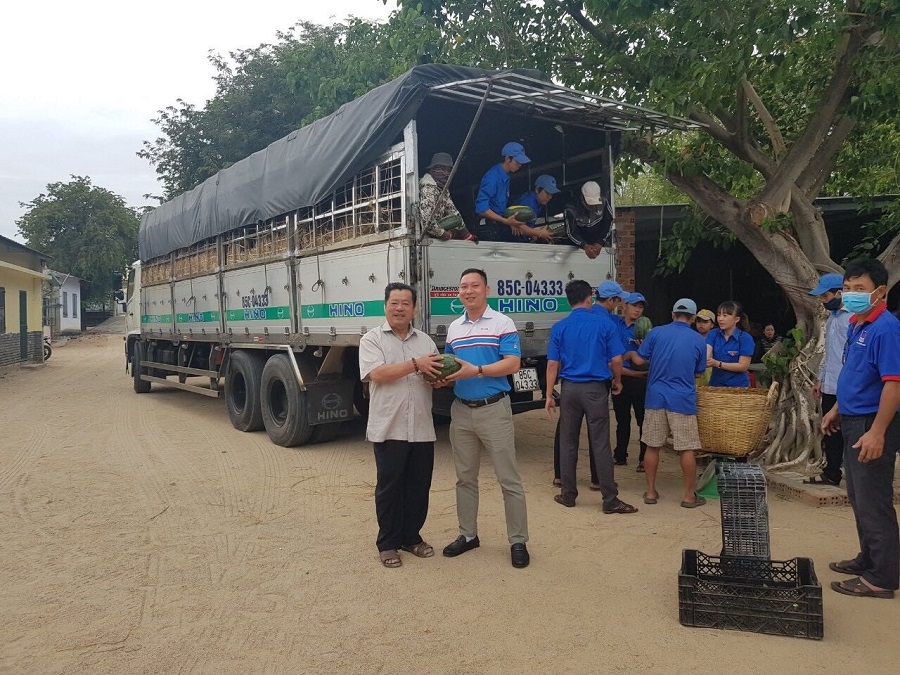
[449,298,464,314]
[322,393,343,410]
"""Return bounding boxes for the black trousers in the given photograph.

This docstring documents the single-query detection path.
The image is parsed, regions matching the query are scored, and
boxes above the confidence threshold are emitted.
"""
[553,419,598,484]
[821,394,844,483]
[373,440,434,552]
[842,413,900,590]
[557,381,618,507]
[612,376,647,463]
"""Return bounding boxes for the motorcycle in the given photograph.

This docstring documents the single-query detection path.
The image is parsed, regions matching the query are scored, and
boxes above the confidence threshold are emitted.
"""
[43,336,52,361]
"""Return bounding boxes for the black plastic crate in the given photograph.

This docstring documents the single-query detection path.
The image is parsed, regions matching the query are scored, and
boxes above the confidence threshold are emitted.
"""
[718,463,770,559]
[679,549,823,640]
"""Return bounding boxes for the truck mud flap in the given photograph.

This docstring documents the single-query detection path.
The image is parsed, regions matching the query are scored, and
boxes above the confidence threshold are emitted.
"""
[304,380,356,426]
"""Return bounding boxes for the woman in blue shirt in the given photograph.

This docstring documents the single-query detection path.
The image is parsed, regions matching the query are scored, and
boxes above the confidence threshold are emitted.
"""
[706,300,754,387]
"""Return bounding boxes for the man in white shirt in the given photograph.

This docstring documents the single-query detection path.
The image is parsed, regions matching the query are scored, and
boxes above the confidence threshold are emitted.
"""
[359,283,444,568]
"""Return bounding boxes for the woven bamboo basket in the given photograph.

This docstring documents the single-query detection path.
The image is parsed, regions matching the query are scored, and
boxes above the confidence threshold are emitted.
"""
[696,384,779,457]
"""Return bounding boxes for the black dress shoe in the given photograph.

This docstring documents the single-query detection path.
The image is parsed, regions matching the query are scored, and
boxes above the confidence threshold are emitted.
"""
[443,535,480,557]
[511,543,530,568]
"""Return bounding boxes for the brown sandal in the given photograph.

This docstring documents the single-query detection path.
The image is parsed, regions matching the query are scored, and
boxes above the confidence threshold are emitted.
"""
[400,541,434,558]
[379,550,402,568]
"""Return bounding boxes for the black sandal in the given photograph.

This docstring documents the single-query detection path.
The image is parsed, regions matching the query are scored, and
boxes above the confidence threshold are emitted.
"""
[803,475,840,486]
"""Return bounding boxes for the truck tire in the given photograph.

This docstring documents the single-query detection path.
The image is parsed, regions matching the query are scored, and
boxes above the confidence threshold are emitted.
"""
[260,354,313,447]
[132,342,151,394]
[225,350,265,432]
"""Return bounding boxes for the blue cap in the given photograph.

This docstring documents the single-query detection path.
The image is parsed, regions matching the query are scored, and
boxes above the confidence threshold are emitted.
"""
[501,141,531,164]
[672,298,698,314]
[596,280,628,300]
[534,174,560,194]
[809,272,844,296]
[625,292,647,306]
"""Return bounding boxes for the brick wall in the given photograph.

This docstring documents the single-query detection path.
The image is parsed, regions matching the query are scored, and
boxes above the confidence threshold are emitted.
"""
[0,332,42,366]
[615,210,636,292]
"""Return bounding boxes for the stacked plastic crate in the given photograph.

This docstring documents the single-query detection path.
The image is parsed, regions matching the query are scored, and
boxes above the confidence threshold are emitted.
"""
[679,462,824,640]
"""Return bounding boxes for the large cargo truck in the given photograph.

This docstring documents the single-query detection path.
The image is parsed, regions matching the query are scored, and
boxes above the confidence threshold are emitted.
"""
[123,65,686,447]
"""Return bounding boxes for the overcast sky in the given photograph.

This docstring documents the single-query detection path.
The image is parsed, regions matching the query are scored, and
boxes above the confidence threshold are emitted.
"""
[0,0,394,243]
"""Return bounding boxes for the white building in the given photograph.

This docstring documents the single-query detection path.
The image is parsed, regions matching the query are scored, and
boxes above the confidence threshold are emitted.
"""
[45,270,83,334]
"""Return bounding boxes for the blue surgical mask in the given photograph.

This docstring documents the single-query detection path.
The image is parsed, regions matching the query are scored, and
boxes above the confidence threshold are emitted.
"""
[841,290,876,314]
[823,297,841,312]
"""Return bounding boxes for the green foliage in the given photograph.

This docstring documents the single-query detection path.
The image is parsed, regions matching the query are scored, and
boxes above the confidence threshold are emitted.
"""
[141,13,446,199]
[761,326,805,386]
[16,177,139,303]
[616,166,689,206]
[654,207,735,276]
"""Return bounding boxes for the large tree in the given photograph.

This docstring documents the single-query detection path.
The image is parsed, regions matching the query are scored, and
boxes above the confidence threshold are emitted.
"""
[140,13,445,199]
[392,0,900,466]
[16,176,139,304]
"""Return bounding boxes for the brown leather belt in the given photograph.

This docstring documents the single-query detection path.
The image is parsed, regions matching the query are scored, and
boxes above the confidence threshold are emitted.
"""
[456,391,508,408]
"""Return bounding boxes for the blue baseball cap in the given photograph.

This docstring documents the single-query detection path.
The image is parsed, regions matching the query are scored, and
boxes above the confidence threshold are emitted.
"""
[596,280,628,300]
[501,141,531,164]
[534,174,560,194]
[672,298,698,314]
[809,272,844,296]
[625,292,647,306]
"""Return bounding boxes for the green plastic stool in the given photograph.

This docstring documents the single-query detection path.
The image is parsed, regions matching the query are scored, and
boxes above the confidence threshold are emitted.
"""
[696,459,719,499]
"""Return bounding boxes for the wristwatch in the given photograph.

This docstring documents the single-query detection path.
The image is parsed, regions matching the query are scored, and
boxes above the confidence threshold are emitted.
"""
[477,365,484,377]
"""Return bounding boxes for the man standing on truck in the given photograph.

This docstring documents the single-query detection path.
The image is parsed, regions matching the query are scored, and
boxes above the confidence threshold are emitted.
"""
[418,152,476,242]
[475,141,536,242]
[508,174,561,243]
[563,181,615,259]
[441,268,531,569]
[359,283,446,569]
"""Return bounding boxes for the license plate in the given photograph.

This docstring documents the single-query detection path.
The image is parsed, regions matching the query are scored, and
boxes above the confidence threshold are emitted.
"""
[512,367,540,392]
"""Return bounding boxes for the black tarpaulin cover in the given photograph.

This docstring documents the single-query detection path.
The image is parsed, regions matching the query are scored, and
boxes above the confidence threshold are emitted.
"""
[140,64,545,260]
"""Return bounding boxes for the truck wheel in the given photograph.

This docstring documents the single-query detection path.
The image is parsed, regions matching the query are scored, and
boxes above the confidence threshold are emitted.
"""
[132,342,151,394]
[225,350,265,432]
[260,354,313,447]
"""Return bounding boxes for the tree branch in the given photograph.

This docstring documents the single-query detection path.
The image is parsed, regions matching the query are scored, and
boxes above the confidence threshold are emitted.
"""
[689,108,777,177]
[878,230,900,290]
[757,22,871,205]
[795,115,857,198]
[741,77,786,156]
[553,1,607,44]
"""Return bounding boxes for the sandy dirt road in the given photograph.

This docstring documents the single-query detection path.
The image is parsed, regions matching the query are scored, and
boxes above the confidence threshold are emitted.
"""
[1,332,898,674]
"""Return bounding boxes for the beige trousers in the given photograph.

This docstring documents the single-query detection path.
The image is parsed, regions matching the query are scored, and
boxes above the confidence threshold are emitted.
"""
[449,396,528,544]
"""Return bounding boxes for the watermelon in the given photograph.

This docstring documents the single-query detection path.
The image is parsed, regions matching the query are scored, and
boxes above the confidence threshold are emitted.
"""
[423,354,462,382]
[503,205,536,222]
[634,316,653,340]
[631,316,653,371]
[438,214,465,232]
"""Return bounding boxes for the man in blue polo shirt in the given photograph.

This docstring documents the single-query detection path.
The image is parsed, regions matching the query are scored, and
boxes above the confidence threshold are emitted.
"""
[627,298,708,508]
[509,174,559,242]
[475,141,532,242]
[441,268,530,569]
[613,292,649,469]
[546,280,637,514]
[823,258,900,599]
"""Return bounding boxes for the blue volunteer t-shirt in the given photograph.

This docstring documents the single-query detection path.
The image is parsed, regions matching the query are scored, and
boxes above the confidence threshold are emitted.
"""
[616,315,638,369]
[638,321,707,414]
[706,327,755,387]
[445,306,520,400]
[836,304,900,416]
[475,163,510,217]
[548,308,623,382]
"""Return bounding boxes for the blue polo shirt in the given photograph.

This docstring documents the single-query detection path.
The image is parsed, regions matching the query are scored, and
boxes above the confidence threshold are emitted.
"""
[615,315,638,369]
[706,328,755,387]
[548,308,623,382]
[638,321,707,414]
[837,304,900,416]
[445,306,520,400]
[475,163,510,217]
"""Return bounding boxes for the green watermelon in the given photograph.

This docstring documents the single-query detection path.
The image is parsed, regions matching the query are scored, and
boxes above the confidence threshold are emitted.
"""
[423,354,462,382]
[634,316,653,340]
[503,205,536,222]
[631,316,653,371]
[438,214,465,232]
